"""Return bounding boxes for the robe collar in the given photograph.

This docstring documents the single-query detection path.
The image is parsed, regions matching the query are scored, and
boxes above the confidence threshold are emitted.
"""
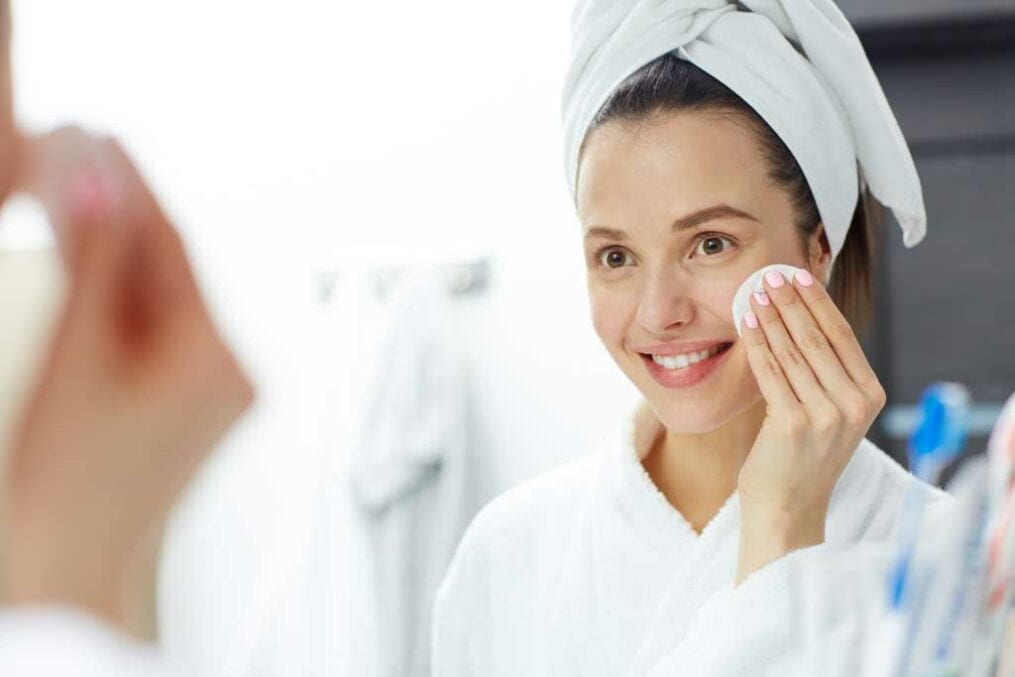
[604,399,884,559]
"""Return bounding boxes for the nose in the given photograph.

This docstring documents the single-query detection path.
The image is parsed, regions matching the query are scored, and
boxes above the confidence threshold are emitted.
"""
[635,265,695,336]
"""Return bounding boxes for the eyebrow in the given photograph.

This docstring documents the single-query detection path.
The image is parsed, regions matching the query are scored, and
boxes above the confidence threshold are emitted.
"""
[583,204,760,240]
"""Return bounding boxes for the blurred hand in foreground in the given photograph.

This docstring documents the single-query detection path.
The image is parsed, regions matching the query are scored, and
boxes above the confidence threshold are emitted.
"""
[2,129,254,639]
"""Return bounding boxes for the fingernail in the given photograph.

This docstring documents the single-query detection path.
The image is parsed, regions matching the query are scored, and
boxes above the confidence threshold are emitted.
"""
[744,311,758,329]
[765,271,785,288]
[753,291,770,306]
[69,169,110,218]
[796,269,814,287]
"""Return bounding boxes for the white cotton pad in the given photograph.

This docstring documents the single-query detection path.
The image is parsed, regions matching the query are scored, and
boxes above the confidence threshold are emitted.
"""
[731,264,807,338]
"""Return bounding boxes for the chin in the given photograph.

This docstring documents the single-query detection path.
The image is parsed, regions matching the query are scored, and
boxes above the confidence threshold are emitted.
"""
[649,397,733,435]
[633,369,761,436]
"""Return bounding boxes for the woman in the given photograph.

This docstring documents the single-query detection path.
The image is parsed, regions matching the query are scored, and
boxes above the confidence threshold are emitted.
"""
[433,1,953,675]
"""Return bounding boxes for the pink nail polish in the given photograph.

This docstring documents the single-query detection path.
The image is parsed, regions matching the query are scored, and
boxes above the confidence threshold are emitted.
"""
[764,271,785,288]
[753,291,770,306]
[796,269,814,287]
[69,169,110,218]
[744,311,758,329]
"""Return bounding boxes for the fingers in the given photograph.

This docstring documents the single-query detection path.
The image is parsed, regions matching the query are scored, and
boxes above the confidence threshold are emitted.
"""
[745,284,837,425]
[95,141,252,418]
[740,310,804,417]
[758,270,879,421]
[23,127,200,311]
[100,140,206,319]
[19,127,113,268]
[791,273,884,403]
[61,167,130,332]
[36,133,214,372]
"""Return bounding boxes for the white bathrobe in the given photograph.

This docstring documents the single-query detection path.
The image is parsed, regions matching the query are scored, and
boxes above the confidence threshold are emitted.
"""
[432,404,955,676]
[0,607,175,676]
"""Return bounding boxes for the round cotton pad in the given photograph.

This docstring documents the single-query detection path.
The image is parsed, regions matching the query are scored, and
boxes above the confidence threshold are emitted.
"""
[731,264,807,338]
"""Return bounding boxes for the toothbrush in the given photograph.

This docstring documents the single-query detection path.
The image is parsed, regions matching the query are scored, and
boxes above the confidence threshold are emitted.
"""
[976,394,1015,676]
[888,382,972,676]
[985,394,1015,610]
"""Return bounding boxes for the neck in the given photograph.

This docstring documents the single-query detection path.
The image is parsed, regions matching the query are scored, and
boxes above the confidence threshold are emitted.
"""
[639,398,766,534]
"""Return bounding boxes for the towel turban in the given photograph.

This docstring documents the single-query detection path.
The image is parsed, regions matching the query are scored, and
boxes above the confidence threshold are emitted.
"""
[561,0,927,266]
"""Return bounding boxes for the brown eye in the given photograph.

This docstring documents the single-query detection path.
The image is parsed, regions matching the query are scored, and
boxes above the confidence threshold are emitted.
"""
[599,248,632,269]
[695,235,734,257]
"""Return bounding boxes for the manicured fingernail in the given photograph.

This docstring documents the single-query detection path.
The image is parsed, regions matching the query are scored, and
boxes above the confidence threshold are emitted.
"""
[744,311,758,329]
[765,271,785,288]
[796,269,814,287]
[753,291,770,306]
[69,169,110,218]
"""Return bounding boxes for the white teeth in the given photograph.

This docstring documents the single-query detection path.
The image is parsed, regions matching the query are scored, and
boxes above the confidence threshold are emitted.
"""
[650,345,726,370]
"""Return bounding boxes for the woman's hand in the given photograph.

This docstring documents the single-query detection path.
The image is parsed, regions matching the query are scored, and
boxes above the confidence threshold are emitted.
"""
[735,268,887,585]
[17,126,119,267]
[2,132,255,638]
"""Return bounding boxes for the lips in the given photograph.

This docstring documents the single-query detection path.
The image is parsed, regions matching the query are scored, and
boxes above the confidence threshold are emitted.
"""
[637,339,733,356]
[639,341,734,389]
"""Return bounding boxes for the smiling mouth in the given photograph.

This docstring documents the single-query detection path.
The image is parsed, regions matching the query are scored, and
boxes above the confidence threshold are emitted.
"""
[639,342,734,371]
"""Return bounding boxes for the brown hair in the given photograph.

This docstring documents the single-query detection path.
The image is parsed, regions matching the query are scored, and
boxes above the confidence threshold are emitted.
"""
[580,53,881,334]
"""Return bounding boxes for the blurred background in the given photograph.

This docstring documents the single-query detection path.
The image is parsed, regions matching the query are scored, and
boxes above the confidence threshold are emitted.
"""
[842,0,1015,475]
[0,1,1011,676]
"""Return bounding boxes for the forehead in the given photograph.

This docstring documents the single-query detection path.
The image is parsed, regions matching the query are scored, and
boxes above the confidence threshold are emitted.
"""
[576,111,774,228]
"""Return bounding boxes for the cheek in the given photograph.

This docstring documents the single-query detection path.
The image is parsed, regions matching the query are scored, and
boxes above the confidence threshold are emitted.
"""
[699,272,743,333]
[588,288,632,352]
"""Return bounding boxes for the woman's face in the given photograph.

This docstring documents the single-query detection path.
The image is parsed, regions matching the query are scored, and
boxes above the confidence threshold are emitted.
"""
[577,110,827,434]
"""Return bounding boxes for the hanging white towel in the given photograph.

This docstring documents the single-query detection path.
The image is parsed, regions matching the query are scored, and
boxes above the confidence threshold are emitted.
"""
[349,270,473,677]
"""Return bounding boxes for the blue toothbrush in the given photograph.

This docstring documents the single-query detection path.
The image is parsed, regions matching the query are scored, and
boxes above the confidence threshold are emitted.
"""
[888,382,971,675]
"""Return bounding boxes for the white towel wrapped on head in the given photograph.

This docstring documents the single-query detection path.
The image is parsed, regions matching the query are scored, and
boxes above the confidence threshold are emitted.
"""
[561,0,927,268]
